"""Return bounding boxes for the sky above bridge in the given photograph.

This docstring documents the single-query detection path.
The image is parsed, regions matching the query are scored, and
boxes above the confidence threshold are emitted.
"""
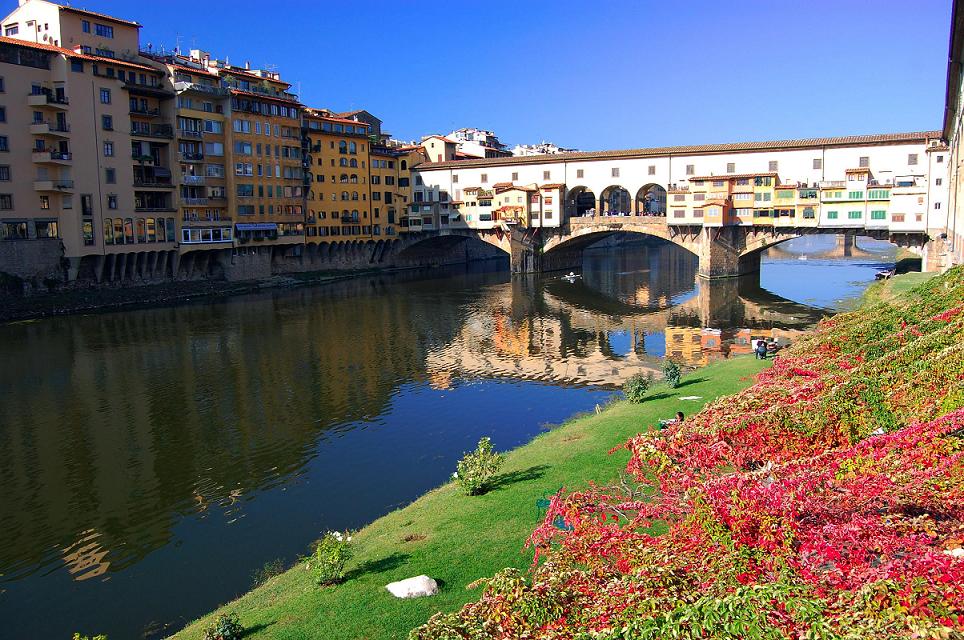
[91,0,950,151]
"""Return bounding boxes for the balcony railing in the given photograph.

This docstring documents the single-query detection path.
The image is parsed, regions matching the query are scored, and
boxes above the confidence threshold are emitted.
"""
[181,197,209,206]
[135,206,176,213]
[180,152,204,161]
[130,106,161,117]
[819,180,846,188]
[27,92,69,108]
[131,124,173,139]
[33,179,74,191]
[178,129,203,139]
[30,121,70,136]
[182,175,205,185]
[32,150,72,163]
[173,81,231,97]
[133,179,175,188]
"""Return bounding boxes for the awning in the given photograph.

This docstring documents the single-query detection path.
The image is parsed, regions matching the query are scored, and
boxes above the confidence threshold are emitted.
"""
[236,223,277,231]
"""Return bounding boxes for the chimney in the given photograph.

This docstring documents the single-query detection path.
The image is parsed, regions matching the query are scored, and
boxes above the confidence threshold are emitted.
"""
[245,61,250,70]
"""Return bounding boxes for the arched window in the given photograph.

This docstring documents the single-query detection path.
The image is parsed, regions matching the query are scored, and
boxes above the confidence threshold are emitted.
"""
[341,191,349,201]
[351,191,359,201]
[350,174,358,183]
[339,158,348,167]
[349,141,357,154]
[401,160,407,170]
[349,159,357,168]
[340,174,348,183]
[338,141,347,154]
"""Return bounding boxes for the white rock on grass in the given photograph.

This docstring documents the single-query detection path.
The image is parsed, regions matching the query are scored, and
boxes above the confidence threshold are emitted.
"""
[385,575,439,598]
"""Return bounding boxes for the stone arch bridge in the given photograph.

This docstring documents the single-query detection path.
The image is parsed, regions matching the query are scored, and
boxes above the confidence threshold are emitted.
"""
[392,219,932,278]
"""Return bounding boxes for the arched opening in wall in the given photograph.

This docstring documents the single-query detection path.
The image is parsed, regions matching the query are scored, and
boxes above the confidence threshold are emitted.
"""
[600,186,631,216]
[395,233,510,269]
[636,184,667,216]
[566,187,597,218]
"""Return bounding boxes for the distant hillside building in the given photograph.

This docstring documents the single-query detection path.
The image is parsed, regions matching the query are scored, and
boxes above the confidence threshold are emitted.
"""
[512,142,578,157]
[445,127,512,159]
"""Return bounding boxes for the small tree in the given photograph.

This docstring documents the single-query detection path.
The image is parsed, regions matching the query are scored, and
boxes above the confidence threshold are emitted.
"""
[623,373,653,403]
[455,437,505,495]
[662,358,682,388]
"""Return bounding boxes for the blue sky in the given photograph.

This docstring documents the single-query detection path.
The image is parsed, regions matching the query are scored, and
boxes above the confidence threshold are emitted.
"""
[82,0,951,150]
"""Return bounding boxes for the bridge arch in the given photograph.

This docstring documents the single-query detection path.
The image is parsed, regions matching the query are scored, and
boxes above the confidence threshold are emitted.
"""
[635,184,667,215]
[541,221,702,260]
[600,185,631,215]
[566,186,596,218]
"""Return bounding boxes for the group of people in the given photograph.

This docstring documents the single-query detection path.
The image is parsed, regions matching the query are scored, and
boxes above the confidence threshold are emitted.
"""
[755,339,778,359]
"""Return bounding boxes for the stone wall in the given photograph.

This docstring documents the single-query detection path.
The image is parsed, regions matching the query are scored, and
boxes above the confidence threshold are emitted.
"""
[0,238,64,294]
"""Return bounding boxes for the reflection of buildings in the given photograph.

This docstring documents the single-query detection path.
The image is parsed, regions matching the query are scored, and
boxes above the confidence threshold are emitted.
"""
[663,327,802,367]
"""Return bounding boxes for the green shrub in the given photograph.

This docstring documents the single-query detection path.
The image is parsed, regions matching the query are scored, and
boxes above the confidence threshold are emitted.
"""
[201,614,243,640]
[623,373,653,403]
[311,531,353,586]
[455,437,505,496]
[662,358,682,388]
[72,634,107,640]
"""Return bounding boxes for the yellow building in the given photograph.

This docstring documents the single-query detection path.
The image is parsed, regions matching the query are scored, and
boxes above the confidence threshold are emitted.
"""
[221,66,304,249]
[303,108,374,242]
[370,145,424,237]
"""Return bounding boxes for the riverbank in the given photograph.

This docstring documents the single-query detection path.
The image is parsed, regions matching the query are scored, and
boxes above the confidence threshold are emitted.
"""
[167,356,768,640]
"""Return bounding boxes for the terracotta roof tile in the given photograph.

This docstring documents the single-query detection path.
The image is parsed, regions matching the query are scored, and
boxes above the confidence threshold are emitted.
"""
[541,183,566,189]
[416,131,942,170]
[0,37,157,73]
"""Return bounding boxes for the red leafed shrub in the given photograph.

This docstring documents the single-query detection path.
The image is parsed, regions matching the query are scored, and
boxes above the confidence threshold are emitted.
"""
[411,269,964,639]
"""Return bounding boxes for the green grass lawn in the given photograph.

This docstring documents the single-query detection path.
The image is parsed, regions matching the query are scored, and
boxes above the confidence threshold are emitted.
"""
[864,270,938,304]
[171,356,768,640]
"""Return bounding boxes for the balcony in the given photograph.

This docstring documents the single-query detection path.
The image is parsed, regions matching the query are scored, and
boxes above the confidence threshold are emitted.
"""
[135,206,177,213]
[30,122,70,137]
[182,175,205,185]
[123,79,174,99]
[33,179,74,191]
[180,151,204,162]
[130,106,161,118]
[173,81,231,97]
[32,150,72,164]
[133,179,175,189]
[27,92,69,109]
[819,180,846,188]
[132,154,157,166]
[181,197,209,206]
[178,129,203,139]
[131,124,174,139]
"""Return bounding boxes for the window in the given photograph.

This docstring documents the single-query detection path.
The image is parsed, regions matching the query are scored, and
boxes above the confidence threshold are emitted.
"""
[71,59,84,73]
[726,162,735,173]
[100,88,111,104]
[95,23,114,38]
[105,168,115,183]
[0,194,12,209]
[82,20,90,33]
[0,106,6,123]
[103,142,113,157]
[0,166,9,181]
[480,173,488,183]
[827,210,838,219]
[937,155,945,163]
[768,160,778,172]
[543,171,551,180]
[847,191,863,199]
[102,115,112,130]
[871,210,886,220]
[107,194,117,209]
[511,172,519,181]
[908,153,918,165]
[859,156,869,168]
[813,158,822,170]
[611,167,619,178]
[937,178,943,186]
[935,202,943,210]
[576,169,584,179]
[39,195,49,210]
[4,24,18,36]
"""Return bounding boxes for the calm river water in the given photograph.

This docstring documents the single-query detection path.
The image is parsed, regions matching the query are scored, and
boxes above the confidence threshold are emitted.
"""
[0,235,898,638]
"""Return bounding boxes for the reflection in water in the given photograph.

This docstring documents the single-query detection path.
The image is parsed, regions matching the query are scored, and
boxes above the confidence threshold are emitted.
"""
[0,237,894,638]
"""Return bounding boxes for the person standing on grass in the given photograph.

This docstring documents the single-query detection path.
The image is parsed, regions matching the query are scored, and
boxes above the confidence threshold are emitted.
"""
[755,340,768,360]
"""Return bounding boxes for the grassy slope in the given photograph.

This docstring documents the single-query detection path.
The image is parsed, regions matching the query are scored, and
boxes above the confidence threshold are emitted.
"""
[863,270,938,304]
[172,357,768,640]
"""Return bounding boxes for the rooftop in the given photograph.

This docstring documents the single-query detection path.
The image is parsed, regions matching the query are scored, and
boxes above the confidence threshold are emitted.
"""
[417,131,942,170]
[58,4,142,28]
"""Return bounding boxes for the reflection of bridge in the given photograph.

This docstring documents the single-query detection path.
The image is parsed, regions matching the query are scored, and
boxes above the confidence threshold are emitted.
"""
[763,234,882,261]
[394,219,928,280]
[424,266,827,387]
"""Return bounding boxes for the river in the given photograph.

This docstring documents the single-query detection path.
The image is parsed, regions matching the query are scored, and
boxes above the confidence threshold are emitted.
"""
[0,235,899,638]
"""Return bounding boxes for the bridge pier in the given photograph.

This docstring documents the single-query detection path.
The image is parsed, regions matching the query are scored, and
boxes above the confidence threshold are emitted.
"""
[697,227,761,279]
